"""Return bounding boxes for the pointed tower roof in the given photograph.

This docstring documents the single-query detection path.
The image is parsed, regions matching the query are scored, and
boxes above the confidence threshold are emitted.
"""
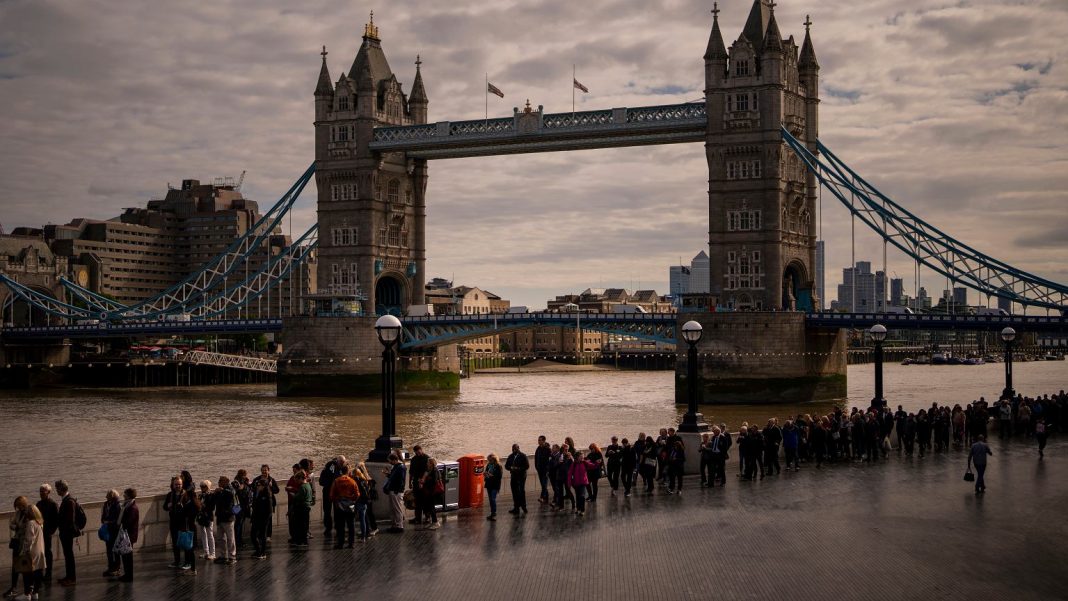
[704,3,728,60]
[741,0,772,54]
[799,15,820,69]
[763,7,783,52]
[314,45,333,96]
[410,55,428,103]
[350,11,394,91]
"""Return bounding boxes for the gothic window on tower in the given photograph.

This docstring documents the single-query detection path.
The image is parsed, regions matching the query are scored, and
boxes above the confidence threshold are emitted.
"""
[331,227,358,246]
[387,180,400,204]
[736,93,749,112]
[735,59,750,76]
[338,96,349,111]
[330,184,358,201]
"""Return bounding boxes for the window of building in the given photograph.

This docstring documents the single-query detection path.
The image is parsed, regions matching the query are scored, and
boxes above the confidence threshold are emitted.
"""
[735,59,750,76]
[332,227,357,246]
[736,93,749,111]
[338,96,349,111]
[727,209,761,231]
[387,180,400,204]
[727,251,737,263]
[330,184,358,201]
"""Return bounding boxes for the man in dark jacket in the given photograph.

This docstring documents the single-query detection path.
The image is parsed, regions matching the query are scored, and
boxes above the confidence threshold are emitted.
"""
[55,480,80,586]
[383,453,407,533]
[534,436,551,504]
[214,476,237,564]
[619,438,636,497]
[708,427,728,487]
[117,488,140,582]
[505,444,530,515]
[408,446,429,525]
[319,456,342,538]
[763,419,783,476]
[37,483,60,581]
[604,436,622,494]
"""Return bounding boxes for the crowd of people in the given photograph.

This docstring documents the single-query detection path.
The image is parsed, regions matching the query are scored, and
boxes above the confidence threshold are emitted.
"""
[4,389,1062,599]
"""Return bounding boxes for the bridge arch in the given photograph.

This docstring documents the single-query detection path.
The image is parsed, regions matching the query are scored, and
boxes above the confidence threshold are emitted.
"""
[374,272,406,316]
[2,285,55,327]
[782,260,813,312]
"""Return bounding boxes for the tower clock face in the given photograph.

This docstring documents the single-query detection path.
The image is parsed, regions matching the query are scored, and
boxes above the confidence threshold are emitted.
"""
[77,271,89,286]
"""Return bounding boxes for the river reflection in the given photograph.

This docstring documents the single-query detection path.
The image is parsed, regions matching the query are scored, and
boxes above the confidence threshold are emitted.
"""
[0,361,1063,500]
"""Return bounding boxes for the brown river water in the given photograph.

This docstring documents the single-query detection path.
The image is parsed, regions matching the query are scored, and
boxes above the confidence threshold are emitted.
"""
[0,361,1063,502]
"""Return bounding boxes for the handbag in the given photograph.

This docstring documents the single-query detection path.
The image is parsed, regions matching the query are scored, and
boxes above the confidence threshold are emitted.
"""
[14,553,32,574]
[98,523,111,542]
[963,468,975,482]
[337,499,356,513]
[177,530,194,551]
[433,479,445,496]
[113,528,132,556]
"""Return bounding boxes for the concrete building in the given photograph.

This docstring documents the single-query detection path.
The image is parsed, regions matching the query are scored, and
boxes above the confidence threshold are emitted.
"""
[998,291,1013,314]
[313,16,428,316]
[44,179,314,316]
[833,261,886,312]
[815,240,825,310]
[890,277,904,307]
[668,265,690,297]
[688,252,710,294]
[705,0,820,311]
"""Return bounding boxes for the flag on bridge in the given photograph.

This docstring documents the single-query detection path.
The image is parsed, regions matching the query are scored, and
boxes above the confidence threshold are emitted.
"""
[573,78,589,93]
[487,82,504,98]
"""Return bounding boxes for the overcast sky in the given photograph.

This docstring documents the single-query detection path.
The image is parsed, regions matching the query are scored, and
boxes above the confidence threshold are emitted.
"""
[1,0,1065,309]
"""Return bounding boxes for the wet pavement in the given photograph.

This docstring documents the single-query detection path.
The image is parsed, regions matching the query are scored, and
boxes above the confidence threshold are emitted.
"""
[34,435,1067,600]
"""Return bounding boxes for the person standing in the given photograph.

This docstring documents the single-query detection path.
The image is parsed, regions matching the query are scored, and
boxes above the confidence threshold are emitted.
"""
[34,484,58,582]
[163,477,185,569]
[667,440,685,494]
[353,464,378,541]
[195,480,216,561]
[250,465,279,541]
[568,451,592,516]
[708,427,728,486]
[54,480,82,587]
[782,421,800,471]
[968,434,993,494]
[640,438,658,494]
[763,419,782,476]
[100,490,122,578]
[408,446,429,526]
[534,436,551,504]
[114,488,139,582]
[290,472,313,546]
[231,470,252,550]
[249,479,273,559]
[698,433,712,487]
[318,456,342,539]
[585,444,604,502]
[213,476,237,564]
[484,454,503,521]
[419,458,441,530]
[5,496,29,599]
[505,444,530,515]
[383,453,407,533]
[329,465,358,548]
[15,501,45,600]
[177,485,201,574]
[604,437,622,494]
[620,438,636,497]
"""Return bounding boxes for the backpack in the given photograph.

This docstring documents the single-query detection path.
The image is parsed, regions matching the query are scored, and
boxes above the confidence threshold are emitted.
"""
[73,499,88,535]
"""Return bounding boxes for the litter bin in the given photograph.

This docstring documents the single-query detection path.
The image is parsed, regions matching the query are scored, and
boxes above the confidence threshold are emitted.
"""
[434,461,460,512]
[457,454,485,509]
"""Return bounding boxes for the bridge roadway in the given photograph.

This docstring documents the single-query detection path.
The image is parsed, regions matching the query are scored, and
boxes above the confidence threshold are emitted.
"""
[1,312,1066,343]
[23,436,1068,600]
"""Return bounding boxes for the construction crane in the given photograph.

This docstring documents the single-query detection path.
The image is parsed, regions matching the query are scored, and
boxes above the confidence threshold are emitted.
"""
[235,170,246,191]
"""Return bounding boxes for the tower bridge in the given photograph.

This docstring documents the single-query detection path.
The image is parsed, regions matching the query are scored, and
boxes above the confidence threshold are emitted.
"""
[3,1,1067,400]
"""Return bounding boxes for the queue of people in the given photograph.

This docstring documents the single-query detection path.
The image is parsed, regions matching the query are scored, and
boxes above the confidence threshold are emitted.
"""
[5,389,1060,598]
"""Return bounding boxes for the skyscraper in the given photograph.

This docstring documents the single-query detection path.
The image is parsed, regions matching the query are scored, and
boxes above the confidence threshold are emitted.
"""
[890,277,904,307]
[669,265,691,296]
[689,251,710,294]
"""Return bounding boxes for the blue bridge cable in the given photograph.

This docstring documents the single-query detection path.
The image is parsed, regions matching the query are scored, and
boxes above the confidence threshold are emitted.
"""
[779,126,1067,312]
[55,164,317,319]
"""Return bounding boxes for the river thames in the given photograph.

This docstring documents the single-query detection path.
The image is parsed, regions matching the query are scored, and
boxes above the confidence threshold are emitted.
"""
[0,361,1063,501]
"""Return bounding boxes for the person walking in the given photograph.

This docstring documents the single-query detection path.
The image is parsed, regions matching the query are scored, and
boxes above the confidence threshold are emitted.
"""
[548,444,564,510]
[1036,418,1049,458]
[289,472,313,546]
[54,480,82,587]
[639,437,658,494]
[484,454,503,521]
[967,434,993,494]
[213,476,237,564]
[249,479,273,559]
[114,488,139,582]
[14,501,45,601]
[34,485,57,583]
[383,453,407,533]
[604,437,622,494]
[100,490,122,578]
[585,444,604,502]
[195,480,216,561]
[534,436,551,504]
[419,458,441,530]
[620,438,636,497]
[505,444,530,515]
[568,451,592,516]
[329,465,359,548]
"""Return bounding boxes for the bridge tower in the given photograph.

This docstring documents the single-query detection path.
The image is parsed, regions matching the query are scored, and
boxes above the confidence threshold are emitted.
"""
[705,0,820,311]
[313,13,428,316]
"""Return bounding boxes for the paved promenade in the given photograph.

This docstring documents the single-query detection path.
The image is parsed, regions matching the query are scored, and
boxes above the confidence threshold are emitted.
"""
[44,437,1066,600]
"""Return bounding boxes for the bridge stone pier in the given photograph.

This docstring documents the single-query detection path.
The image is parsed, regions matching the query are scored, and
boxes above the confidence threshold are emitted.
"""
[677,312,846,405]
[278,316,459,397]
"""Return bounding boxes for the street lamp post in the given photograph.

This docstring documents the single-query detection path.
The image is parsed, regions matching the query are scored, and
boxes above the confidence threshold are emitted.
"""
[678,320,709,433]
[870,324,887,409]
[1000,326,1016,400]
[369,314,403,462]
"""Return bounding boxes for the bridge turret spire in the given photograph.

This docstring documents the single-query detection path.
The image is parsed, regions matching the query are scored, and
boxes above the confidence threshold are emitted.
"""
[799,15,820,70]
[704,3,728,61]
[314,45,334,97]
[410,55,428,123]
[762,7,783,53]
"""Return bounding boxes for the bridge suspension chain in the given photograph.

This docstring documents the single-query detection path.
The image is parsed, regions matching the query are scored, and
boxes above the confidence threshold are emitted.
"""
[781,127,1068,312]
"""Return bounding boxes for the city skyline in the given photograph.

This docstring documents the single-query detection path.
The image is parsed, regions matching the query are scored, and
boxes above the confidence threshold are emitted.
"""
[1,0,1065,309]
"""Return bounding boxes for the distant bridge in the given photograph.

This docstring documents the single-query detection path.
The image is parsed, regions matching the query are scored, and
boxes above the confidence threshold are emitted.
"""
[3,312,1065,345]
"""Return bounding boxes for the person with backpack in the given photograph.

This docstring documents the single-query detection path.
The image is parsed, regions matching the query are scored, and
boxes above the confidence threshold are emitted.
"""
[54,480,85,587]
[318,456,344,539]
[213,476,237,564]
[354,464,379,540]
[330,464,359,548]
